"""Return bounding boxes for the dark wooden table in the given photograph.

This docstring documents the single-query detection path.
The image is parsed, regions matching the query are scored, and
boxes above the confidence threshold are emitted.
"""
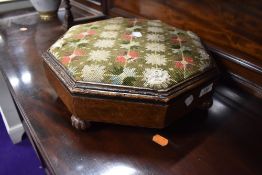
[0,11,261,175]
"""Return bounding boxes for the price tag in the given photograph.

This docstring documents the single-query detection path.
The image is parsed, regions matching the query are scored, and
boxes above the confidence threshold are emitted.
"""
[152,134,168,146]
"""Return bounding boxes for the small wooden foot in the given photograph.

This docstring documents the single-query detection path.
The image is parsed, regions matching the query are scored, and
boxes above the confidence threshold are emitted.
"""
[199,97,213,110]
[71,115,90,130]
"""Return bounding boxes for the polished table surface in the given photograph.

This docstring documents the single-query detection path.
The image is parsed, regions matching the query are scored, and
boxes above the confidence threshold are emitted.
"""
[0,11,262,175]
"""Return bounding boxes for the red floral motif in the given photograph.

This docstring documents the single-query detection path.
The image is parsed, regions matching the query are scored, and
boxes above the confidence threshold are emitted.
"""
[62,49,86,64]
[122,34,133,41]
[185,57,193,63]
[87,30,96,35]
[61,56,71,65]
[175,61,184,69]
[74,33,85,39]
[128,51,139,59]
[73,30,96,39]
[175,57,193,69]
[72,49,86,57]
[116,56,126,63]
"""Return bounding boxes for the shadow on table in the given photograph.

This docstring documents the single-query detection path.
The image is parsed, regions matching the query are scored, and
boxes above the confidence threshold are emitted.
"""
[48,96,228,173]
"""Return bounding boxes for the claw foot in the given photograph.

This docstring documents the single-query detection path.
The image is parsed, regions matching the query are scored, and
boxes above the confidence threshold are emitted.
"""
[199,97,213,110]
[71,115,90,130]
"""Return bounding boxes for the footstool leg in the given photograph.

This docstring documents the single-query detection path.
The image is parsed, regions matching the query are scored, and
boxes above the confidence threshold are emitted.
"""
[199,97,213,110]
[71,115,90,130]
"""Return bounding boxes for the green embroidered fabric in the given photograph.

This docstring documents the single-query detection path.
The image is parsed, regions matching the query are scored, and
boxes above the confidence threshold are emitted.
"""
[49,17,211,90]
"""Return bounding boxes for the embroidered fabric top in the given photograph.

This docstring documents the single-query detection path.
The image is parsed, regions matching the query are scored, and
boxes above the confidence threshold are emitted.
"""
[49,17,211,91]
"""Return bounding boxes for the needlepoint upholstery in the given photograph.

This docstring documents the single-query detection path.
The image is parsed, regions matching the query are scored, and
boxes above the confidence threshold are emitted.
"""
[49,17,211,90]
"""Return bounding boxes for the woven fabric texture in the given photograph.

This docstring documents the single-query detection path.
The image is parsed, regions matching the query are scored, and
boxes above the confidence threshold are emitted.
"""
[49,17,211,90]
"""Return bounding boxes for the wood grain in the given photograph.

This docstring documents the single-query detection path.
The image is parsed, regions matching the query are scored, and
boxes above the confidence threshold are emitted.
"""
[105,0,262,95]
[108,0,262,63]
[0,8,261,175]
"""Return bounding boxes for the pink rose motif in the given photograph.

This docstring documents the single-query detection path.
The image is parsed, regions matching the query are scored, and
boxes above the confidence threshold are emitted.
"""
[74,33,85,39]
[128,51,139,59]
[185,57,193,64]
[73,30,96,39]
[61,56,71,65]
[87,30,96,35]
[116,56,126,63]
[72,49,86,57]
[175,61,184,69]
[175,57,193,69]
[122,34,133,41]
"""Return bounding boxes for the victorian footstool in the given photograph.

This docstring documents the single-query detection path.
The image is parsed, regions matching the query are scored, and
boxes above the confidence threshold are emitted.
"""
[43,17,219,129]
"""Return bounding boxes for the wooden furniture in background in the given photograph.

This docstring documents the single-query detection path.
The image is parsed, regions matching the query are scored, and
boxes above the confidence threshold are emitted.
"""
[64,0,107,28]
[65,0,262,97]
[0,8,261,175]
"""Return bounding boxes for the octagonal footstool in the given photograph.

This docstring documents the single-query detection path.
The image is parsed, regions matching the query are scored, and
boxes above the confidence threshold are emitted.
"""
[42,17,219,129]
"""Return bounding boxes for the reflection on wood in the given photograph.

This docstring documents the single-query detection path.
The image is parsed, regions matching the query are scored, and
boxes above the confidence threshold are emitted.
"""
[0,9,261,175]
[105,0,262,96]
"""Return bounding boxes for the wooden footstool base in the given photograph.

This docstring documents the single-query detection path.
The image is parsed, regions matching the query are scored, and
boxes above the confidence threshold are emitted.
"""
[70,97,213,130]
[43,61,217,129]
